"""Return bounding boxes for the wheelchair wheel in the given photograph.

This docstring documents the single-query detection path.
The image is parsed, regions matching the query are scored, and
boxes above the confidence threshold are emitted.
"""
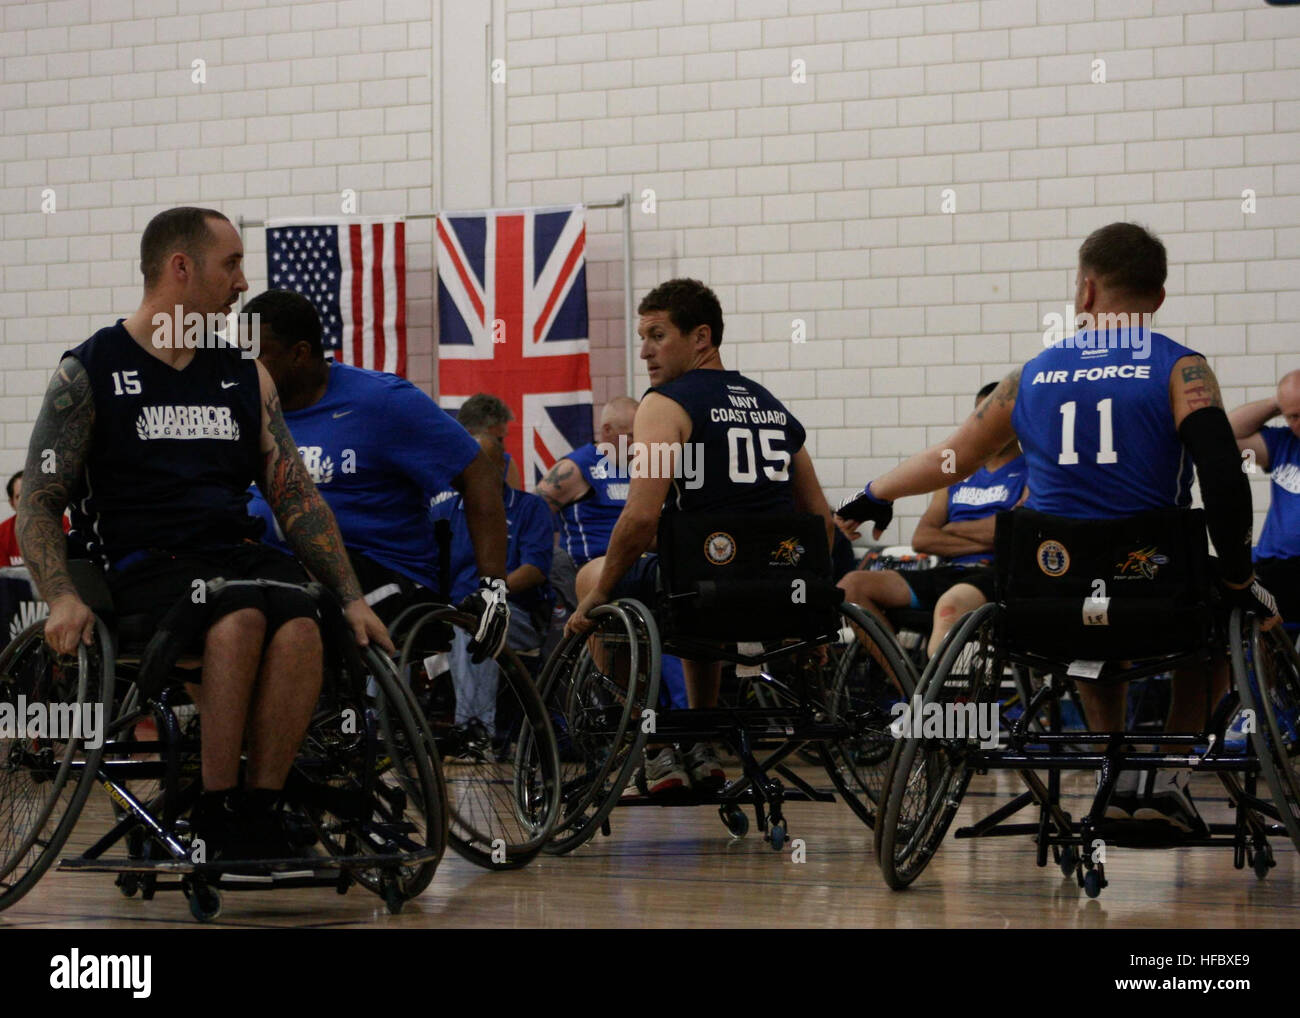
[296,644,445,903]
[541,599,659,855]
[1234,612,1300,853]
[876,602,1000,889]
[0,618,113,911]
[399,605,562,870]
[822,603,917,831]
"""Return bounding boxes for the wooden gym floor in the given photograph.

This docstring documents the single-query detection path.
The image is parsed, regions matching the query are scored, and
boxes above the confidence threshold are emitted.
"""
[4,768,1297,929]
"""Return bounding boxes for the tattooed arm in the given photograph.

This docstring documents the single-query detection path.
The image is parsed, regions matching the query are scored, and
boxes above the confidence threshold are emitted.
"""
[255,363,392,650]
[17,358,97,654]
[534,456,589,513]
[870,369,1021,503]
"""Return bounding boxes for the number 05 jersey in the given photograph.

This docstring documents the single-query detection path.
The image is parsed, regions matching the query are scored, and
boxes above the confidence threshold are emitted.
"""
[649,368,806,515]
[1011,329,1201,519]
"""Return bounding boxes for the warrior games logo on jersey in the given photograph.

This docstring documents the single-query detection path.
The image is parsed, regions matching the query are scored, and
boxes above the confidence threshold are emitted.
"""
[135,405,241,441]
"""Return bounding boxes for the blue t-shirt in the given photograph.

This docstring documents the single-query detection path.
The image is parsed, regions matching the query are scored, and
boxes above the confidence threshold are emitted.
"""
[1256,425,1300,562]
[248,362,480,588]
[650,369,806,514]
[945,455,1027,565]
[431,485,554,615]
[1011,329,1200,519]
[559,442,630,566]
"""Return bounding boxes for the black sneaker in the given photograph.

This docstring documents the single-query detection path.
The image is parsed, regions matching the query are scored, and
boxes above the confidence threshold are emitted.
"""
[1101,766,1144,821]
[1133,769,1206,835]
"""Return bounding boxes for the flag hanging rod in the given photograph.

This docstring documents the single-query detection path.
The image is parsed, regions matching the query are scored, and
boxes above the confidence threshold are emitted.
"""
[237,196,626,230]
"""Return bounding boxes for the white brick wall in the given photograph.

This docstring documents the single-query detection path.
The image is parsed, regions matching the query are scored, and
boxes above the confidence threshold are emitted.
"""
[3,0,1299,546]
[501,0,1300,544]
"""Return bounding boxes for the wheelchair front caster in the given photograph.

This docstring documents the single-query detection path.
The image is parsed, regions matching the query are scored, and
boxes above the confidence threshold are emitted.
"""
[116,873,140,899]
[720,805,748,838]
[769,821,787,851]
[382,875,405,915]
[1058,845,1078,879]
[1253,841,1275,880]
[186,881,222,922]
[1083,869,1104,899]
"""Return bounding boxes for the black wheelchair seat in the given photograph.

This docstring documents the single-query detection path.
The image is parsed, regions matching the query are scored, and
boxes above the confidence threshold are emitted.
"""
[657,511,843,644]
[994,507,1216,665]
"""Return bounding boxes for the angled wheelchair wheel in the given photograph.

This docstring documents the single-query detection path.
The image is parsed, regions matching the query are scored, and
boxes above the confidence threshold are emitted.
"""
[398,605,562,870]
[296,644,445,904]
[541,599,660,856]
[822,603,918,831]
[0,618,113,910]
[1234,612,1300,853]
[876,602,1000,889]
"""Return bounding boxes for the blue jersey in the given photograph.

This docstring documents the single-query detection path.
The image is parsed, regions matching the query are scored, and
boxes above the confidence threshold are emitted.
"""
[1011,330,1200,519]
[432,485,554,615]
[66,322,264,566]
[945,455,1027,565]
[248,362,479,588]
[651,369,806,514]
[559,442,630,566]
[1256,426,1300,562]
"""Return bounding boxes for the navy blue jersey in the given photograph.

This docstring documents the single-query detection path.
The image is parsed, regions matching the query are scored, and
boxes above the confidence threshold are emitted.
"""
[559,442,629,566]
[1011,329,1200,519]
[650,369,806,514]
[1256,426,1300,562]
[247,361,480,589]
[66,322,264,566]
[945,454,1027,565]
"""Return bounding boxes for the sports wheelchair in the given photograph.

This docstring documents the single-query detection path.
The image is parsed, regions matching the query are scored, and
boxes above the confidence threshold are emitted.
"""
[0,564,445,922]
[538,512,919,855]
[874,507,1300,897]
[387,595,562,870]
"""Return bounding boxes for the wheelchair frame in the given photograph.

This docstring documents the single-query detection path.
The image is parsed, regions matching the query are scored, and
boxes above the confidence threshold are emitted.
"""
[0,578,447,922]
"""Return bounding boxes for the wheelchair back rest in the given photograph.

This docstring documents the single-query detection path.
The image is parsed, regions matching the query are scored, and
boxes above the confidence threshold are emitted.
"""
[658,512,842,641]
[993,507,1215,663]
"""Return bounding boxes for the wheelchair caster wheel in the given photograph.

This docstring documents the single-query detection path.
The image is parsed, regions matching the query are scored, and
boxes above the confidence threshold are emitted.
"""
[720,805,748,839]
[769,822,787,851]
[382,876,405,915]
[1083,869,1103,899]
[1058,845,1078,879]
[116,873,140,899]
[1253,843,1275,880]
[187,883,222,923]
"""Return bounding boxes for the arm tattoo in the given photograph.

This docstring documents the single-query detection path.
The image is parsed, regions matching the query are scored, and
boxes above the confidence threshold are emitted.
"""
[17,358,94,602]
[975,369,1021,420]
[537,461,575,512]
[261,389,363,602]
[1181,361,1223,410]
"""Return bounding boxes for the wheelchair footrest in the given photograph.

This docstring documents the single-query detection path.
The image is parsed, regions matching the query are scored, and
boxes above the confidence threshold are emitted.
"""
[57,848,437,875]
[618,787,835,806]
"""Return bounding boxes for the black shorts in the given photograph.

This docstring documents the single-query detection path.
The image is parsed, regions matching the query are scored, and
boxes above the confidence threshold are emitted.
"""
[1254,557,1300,623]
[899,564,996,610]
[610,554,661,605]
[107,542,317,650]
[347,549,441,627]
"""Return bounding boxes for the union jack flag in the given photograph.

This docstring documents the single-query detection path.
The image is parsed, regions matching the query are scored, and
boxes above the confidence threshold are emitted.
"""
[265,217,407,376]
[436,205,593,488]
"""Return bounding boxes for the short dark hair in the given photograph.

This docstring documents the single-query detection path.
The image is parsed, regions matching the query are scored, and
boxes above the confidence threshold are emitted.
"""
[1078,222,1167,300]
[637,278,724,347]
[457,393,514,433]
[140,207,231,289]
[5,470,21,501]
[976,382,998,403]
[244,289,324,357]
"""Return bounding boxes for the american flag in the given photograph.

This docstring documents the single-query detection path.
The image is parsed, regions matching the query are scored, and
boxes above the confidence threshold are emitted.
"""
[265,217,407,376]
[436,205,593,488]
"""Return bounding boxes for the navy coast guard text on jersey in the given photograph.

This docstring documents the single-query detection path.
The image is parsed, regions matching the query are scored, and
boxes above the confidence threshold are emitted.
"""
[66,322,264,566]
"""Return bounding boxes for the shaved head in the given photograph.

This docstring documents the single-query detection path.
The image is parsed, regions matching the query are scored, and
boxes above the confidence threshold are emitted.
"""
[600,396,638,432]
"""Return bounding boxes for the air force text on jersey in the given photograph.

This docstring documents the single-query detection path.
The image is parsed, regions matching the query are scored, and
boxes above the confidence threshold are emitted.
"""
[1029,363,1154,385]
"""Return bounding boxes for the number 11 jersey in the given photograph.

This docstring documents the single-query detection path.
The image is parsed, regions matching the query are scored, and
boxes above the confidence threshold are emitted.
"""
[1011,329,1200,519]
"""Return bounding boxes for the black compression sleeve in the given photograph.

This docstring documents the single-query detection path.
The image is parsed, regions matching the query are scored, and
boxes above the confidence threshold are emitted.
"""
[1177,406,1254,584]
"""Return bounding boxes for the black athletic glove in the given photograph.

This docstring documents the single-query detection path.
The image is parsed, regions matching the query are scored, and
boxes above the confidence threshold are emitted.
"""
[836,482,894,534]
[1223,577,1282,626]
[458,576,510,663]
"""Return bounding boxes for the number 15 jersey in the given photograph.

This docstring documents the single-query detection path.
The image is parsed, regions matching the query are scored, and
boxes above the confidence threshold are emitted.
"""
[1011,329,1201,519]
[650,368,806,515]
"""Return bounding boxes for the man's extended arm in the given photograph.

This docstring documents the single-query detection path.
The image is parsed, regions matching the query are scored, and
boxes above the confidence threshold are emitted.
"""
[452,450,509,580]
[911,490,991,557]
[17,358,93,606]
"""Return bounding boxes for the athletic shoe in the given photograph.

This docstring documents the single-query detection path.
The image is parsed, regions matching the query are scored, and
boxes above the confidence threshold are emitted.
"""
[644,746,689,796]
[621,764,645,799]
[1101,766,1144,821]
[1133,769,1206,835]
[684,742,727,792]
